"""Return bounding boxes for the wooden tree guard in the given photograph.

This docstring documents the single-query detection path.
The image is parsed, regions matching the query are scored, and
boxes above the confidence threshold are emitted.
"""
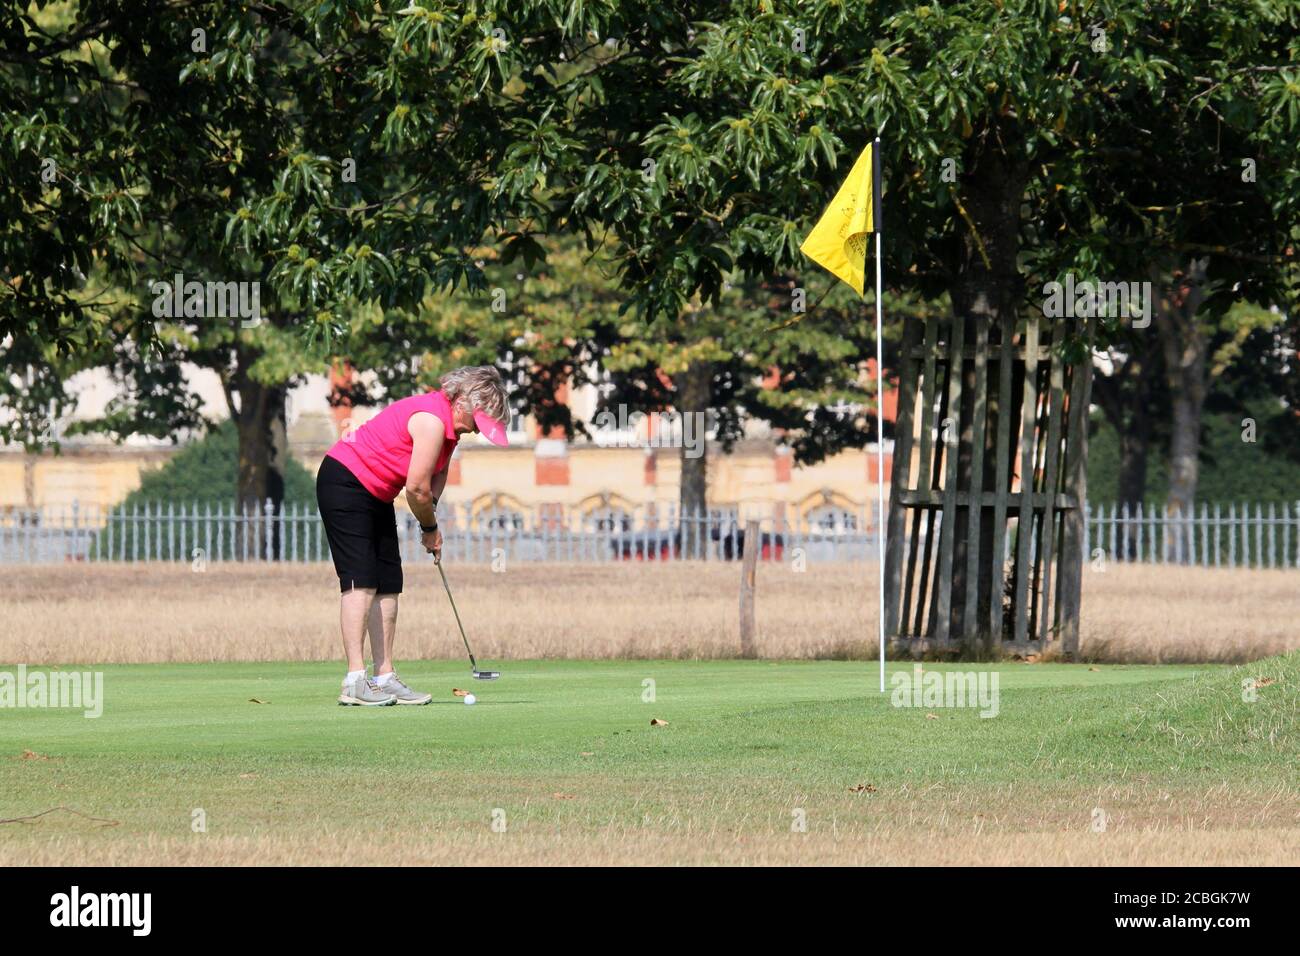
[883,314,1093,657]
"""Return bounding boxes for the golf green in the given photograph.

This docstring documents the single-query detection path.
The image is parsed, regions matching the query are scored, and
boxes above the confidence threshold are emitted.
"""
[1,656,1295,865]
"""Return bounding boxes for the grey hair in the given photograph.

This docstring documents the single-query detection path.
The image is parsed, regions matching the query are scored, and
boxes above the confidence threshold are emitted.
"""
[440,365,509,422]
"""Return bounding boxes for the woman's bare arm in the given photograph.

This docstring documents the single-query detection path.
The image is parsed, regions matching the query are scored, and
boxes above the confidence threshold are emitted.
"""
[404,412,443,528]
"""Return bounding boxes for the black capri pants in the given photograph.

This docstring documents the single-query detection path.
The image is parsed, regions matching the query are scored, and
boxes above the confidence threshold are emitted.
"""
[316,455,404,594]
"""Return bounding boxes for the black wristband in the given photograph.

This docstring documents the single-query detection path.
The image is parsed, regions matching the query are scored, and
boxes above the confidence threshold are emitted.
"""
[420,522,438,534]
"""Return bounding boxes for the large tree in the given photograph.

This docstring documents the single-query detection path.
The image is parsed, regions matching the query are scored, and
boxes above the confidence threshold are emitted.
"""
[512,0,1298,622]
[2,0,569,514]
[1071,5,1300,527]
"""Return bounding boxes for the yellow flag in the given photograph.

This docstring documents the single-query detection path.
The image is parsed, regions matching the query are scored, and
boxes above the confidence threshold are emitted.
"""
[799,142,877,296]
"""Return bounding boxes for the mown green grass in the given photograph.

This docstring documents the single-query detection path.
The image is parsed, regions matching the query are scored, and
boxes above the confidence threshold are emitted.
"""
[1,655,1294,863]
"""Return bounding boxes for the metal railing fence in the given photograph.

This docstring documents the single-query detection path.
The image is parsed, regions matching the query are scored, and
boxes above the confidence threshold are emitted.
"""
[2,499,1296,569]
[0,500,878,565]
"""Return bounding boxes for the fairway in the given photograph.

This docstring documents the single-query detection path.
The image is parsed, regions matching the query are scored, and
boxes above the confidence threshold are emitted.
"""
[2,655,1295,866]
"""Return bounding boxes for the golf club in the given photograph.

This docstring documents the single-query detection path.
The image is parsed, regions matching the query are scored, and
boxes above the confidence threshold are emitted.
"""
[436,559,500,680]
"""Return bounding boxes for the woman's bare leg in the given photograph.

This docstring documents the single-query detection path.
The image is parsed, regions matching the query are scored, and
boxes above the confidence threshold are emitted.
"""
[340,586,377,672]
[368,593,399,677]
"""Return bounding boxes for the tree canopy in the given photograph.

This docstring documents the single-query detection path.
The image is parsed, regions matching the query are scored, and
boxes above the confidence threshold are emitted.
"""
[4,0,1297,513]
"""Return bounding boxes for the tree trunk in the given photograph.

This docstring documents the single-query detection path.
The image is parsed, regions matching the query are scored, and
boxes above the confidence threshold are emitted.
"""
[1165,390,1202,559]
[230,375,288,560]
[675,359,711,559]
[1165,376,1204,517]
[1115,423,1150,558]
[1115,416,1151,506]
[945,128,1030,646]
[1091,340,1160,558]
[1153,259,1208,562]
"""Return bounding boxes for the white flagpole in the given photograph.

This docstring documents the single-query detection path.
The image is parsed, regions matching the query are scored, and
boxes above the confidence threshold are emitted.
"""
[872,136,886,693]
[875,236,886,692]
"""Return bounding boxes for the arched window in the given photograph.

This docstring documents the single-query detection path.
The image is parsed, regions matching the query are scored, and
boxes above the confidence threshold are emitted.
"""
[578,492,637,532]
[586,507,632,533]
[470,493,528,532]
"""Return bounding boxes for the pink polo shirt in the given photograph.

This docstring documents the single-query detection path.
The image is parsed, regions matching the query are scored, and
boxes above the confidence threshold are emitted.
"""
[325,390,459,502]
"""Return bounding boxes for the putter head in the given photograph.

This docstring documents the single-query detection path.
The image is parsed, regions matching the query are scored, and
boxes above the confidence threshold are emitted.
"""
[472,669,501,681]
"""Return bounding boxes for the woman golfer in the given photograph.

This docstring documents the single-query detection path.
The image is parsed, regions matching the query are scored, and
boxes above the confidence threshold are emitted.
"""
[316,365,510,706]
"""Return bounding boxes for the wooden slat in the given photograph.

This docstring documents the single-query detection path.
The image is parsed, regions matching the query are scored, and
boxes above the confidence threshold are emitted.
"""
[920,337,956,635]
[1012,317,1040,644]
[905,318,941,638]
[1056,317,1094,655]
[915,505,938,636]
[988,320,1016,639]
[883,318,922,637]
[908,345,1054,362]
[898,489,1080,509]
[962,314,989,641]
[901,507,923,636]
[916,341,951,637]
[1036,340,1066,644]
[1027,361,1050,639]
[739,519,759,657]
[934,315,966,641]
[914,318,940,492]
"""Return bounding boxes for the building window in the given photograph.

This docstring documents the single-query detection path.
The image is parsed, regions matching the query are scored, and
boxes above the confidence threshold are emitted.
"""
[478,508,524,532]
[806,506,859,535]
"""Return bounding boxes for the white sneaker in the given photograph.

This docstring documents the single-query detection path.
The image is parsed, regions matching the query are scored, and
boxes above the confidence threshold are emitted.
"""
[338,675,396,706]
[379,674,433,705]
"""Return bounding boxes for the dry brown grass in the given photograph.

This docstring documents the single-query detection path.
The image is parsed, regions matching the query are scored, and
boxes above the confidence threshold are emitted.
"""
[3,777,1295,866]
[1076,563,1300,663]
[1,828,1294,867]
[3,560,1296,665]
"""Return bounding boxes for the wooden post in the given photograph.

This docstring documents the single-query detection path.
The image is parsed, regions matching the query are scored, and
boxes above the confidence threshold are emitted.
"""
[739,519,759,658]
[934,314,966,641]
[1012,316,1039,646]
[988,321,1016,639]
[883,318,921,638]
[961,313,990,644]
[1036,342,1066,643]
[1057,317,1094,656]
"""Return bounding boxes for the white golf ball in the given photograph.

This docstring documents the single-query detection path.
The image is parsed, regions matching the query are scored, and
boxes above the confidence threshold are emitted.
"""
[464,694,476,706]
